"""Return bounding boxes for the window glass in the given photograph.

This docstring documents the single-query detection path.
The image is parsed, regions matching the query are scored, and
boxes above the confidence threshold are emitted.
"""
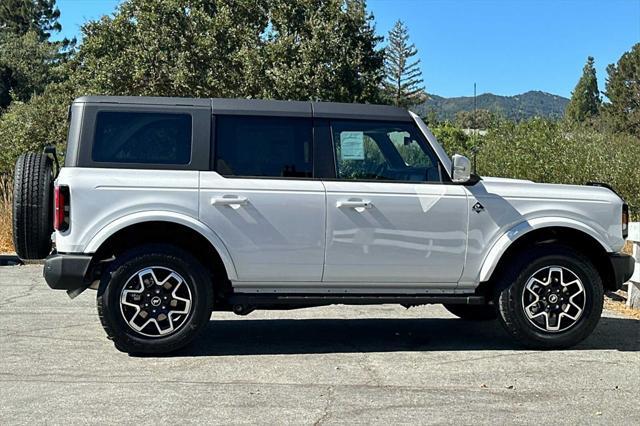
[215,115,312,178]
[332,120,441,182]
[93,112,192,164]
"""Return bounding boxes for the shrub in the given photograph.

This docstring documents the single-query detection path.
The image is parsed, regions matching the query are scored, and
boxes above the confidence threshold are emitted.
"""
[476,118,640,220]
[0,82,73,173]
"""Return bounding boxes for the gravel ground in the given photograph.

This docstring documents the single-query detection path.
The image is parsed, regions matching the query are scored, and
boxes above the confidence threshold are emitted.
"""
[1,263,639,425]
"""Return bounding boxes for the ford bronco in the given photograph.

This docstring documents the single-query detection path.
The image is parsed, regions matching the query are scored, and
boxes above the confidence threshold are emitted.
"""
[12,96,634,354]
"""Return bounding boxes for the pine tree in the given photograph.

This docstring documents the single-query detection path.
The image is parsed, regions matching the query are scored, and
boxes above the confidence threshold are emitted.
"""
[565,56,601,123]
[0,0,61,40]
[383,20,424,107]
[0,0,68,110]
[602,43,640,136]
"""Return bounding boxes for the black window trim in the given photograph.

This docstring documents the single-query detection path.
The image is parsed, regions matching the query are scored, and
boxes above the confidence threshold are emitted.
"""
[76,103,210,171]
[326,118,452,185]
[212,113,318,180]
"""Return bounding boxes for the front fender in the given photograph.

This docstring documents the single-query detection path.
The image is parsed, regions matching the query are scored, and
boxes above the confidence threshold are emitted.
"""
[478,217,612,283]
[84,211,238,281]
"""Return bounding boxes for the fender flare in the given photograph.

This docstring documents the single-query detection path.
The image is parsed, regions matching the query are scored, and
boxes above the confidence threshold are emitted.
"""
[84,211,238,281]
[478,217,612,283]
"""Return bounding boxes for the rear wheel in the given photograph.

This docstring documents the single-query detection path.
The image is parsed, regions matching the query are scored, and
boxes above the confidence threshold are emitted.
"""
[97,244,213,354]
[443,303,498,321]
[496,245,603,349]
[12,152,54,259]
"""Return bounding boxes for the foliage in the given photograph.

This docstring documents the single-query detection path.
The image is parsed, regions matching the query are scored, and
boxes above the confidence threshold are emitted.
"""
[258,0,383,103]
[415,90,569,122]
[602,43,640,137]
[0,0,71,110]
[0,81,74,172]
[476,118,640,219]
[74,0,267,98]
[430,121,473,158]
[455,109,496,129]
[73,0,382,103]
[0,0,61,40]
[565,56,601,123]
[382,20,423,107]
[0,30,67,108]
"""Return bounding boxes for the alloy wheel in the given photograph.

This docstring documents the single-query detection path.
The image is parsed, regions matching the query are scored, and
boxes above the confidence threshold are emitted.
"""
[521,265,586,333]
[119,266,192,337]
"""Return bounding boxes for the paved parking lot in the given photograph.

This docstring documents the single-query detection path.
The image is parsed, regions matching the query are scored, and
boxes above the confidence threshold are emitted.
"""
[1,263,639,425]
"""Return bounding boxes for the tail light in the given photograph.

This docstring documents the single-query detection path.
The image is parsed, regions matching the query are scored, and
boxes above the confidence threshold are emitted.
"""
[622,203,629,239]
[54,185,70,232]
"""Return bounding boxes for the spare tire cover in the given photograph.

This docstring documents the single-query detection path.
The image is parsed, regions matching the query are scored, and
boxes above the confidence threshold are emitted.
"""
[12,152,54,259]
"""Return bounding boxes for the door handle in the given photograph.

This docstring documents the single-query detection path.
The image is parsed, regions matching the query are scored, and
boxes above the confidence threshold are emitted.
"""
[211,195,248,206]
[336,199,373,209]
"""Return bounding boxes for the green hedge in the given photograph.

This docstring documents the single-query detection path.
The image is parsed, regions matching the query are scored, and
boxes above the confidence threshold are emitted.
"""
[435,118,640,220]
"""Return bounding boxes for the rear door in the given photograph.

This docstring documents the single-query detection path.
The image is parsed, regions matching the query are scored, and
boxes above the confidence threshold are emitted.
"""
[322,119,468,288]
[199,115,326,286]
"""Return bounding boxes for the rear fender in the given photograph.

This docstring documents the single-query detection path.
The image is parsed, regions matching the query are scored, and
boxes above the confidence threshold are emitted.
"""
[84,211,238,280]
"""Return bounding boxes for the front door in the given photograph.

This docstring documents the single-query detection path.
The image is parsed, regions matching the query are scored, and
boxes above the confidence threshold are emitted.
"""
[323,119,468,288]
[199,115,325,284]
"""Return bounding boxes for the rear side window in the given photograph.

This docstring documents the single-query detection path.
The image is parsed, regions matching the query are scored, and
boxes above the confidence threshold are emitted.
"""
[215,115,312,178]
[92,112,192,164]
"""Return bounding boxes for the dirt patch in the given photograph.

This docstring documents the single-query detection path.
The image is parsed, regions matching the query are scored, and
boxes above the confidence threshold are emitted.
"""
[605,290,640,319]
[0,174,13,253]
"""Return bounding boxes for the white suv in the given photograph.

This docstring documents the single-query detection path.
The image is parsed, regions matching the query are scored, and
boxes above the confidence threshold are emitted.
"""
[12,96,634,354]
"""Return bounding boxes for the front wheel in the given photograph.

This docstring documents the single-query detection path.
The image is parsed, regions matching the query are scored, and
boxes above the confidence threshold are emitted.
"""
[496,245,603,349]
[97,244,213,354]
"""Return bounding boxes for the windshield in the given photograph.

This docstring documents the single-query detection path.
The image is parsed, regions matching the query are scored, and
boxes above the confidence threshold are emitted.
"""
[409,112,452,176]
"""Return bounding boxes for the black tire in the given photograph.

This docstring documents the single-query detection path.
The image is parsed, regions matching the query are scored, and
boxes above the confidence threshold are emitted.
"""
[97,244,213,354]
[12,152,54,259]
[443,303,498,321]
[496,244,603,349]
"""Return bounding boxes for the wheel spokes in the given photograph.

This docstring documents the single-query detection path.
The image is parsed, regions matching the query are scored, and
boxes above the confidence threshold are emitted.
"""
[522,265,586,333]
[119,267,193,338]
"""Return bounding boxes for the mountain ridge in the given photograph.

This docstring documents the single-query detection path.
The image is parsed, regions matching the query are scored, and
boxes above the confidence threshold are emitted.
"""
[413,90,569,121]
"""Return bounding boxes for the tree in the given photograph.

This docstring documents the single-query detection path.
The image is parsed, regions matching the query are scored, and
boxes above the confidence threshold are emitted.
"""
[0,0,61,40]
[73,0,383,103]
[0,31,64,108]
[565,56,601,123]
[258,0,383,103]
[382,20,424,107]
[602,43,640,136]
[73,0,268,98]
[455,109,495,129]
[0,0,70,110]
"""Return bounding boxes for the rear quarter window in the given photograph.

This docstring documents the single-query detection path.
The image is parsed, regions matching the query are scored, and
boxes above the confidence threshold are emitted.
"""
[92,111,192,164]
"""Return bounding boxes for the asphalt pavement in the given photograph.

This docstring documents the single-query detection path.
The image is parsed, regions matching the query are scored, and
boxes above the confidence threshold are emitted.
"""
[1,263,639,425]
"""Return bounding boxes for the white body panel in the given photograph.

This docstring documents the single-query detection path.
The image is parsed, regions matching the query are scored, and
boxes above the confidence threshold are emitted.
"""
[198,172,326,283]
[55,168,200,252]
[462,177,624,289]
[323,181,467,287]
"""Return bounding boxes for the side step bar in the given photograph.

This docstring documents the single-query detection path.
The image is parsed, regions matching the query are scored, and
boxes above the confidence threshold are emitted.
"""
[228,294,487,307]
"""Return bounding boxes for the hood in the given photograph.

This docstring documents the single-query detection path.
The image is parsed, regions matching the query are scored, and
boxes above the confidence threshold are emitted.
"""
[478,176,623,204]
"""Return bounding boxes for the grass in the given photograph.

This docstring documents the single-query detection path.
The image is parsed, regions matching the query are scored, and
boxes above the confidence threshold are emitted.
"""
[0,174,13,253]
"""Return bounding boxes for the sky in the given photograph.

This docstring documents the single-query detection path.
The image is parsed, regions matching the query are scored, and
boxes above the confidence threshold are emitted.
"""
[54,0,640,98]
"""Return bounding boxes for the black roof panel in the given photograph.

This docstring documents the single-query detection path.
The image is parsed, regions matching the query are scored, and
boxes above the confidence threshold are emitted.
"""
[73,96,411,121]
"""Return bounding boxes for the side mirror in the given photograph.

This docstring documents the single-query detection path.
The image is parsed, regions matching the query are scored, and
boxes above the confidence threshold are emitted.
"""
[451,154,471,183]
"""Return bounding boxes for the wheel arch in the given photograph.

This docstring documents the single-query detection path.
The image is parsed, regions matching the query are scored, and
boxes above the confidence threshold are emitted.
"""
[480,219,616,292]
[86,212,237,282]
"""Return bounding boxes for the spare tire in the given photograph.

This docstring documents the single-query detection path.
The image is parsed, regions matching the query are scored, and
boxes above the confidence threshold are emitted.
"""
[12,152,54,259]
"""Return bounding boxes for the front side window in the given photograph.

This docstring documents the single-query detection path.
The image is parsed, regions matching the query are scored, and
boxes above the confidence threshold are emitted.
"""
[215,115,312,178]
[331,120,441,182]
[92,112,192,164]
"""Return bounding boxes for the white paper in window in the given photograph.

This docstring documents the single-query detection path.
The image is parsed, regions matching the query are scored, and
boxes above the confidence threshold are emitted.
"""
[340,131,365,160]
